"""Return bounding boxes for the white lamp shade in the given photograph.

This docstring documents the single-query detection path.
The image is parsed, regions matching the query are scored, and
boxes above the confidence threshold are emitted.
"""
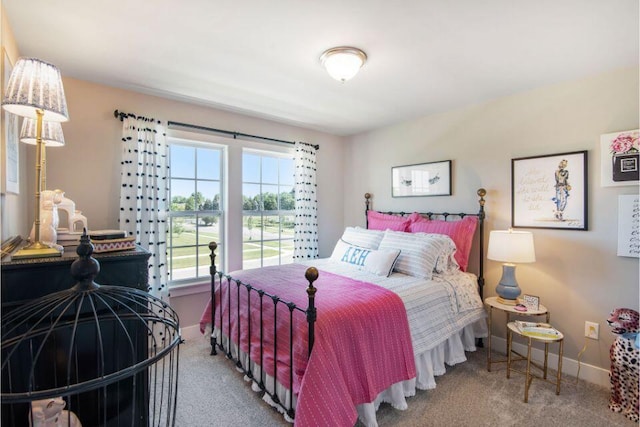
[320,47,367,82]
[2,57,69,122]
[20,118,65,147]
[487,230,536,263]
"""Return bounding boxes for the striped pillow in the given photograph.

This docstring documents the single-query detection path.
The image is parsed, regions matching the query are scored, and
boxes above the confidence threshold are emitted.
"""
[340,226,384,249]
[414,232,459,273]
[408,216,478,271]
[378,230,454,279]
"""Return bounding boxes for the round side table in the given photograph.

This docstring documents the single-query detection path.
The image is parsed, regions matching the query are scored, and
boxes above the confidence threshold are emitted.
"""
[507,321,564,403]
[484,296,549,372]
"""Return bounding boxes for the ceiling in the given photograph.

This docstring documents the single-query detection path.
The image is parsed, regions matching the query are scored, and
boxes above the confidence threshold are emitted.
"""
[4,0,638,136]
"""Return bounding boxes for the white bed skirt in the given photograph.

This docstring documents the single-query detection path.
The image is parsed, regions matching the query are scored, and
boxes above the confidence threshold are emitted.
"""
[208,317,488,427]
[356,318,488,427]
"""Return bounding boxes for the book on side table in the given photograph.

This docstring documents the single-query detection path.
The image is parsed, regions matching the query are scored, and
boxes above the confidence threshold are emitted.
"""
[89,229,127,240]
[514,321,561,339]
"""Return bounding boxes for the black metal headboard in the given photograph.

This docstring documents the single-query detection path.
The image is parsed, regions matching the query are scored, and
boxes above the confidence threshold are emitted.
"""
[364,188,487,299]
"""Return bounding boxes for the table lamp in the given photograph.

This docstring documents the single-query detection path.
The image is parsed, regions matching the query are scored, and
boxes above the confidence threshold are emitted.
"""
[20,118,65,191]
[487,229,536,305]
[2,57,69,259]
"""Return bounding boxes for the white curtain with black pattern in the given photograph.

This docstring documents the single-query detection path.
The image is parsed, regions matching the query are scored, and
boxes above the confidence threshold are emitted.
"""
[119,116,169,300]
[293,141,318,260]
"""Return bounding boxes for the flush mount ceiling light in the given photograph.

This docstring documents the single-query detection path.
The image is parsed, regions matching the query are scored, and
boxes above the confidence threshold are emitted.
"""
[320,46,367,82]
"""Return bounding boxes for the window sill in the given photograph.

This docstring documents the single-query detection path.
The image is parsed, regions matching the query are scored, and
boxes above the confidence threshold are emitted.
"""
[169,281,210,298]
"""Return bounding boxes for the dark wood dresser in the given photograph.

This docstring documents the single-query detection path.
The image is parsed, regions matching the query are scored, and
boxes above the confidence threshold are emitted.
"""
[1,245,151,427]
[1,245,151,310]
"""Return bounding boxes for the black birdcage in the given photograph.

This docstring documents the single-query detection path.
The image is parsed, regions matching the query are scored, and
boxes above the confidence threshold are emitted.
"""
[1,233,181,426]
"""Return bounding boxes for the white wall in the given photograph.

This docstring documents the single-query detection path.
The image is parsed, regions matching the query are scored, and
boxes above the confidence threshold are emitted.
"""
[343,66,639,371]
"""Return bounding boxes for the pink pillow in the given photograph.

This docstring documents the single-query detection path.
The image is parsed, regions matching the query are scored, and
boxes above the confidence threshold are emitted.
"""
[408,215,478,271]
[367,211,412,232]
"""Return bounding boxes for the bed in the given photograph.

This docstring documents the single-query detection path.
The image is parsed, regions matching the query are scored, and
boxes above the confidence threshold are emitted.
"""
[199,189,488,427]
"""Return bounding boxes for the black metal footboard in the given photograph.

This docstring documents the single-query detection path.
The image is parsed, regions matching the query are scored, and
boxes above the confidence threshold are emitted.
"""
[207,242,318,420]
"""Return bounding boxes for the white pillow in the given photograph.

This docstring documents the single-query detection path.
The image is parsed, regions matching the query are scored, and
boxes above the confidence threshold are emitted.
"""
[340,226,384,250]
[378,230,456,279]
[330,239,401,277]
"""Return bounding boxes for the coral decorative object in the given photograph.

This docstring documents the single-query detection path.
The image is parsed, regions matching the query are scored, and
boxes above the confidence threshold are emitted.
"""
[607,308,639,422]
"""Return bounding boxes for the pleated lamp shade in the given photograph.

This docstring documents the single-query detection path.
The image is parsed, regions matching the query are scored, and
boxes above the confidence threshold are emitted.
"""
[20,118,65,146]
[2,57,69,122]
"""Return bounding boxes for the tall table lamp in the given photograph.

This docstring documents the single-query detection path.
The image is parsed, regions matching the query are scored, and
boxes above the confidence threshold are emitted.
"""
[20,118,65,191]
[487,229,536,305]
[2,58,69,259]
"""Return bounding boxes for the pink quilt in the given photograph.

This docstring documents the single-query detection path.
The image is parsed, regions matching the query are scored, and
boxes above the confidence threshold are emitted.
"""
[199,263,416,427]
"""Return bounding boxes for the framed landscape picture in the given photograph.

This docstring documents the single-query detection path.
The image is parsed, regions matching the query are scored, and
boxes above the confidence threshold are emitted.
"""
[512,151,588,230]
[392,160,451,197]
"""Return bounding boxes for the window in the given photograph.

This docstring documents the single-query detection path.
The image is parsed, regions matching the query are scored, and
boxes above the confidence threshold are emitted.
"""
[242,150,295,269]
[168,142,224,284]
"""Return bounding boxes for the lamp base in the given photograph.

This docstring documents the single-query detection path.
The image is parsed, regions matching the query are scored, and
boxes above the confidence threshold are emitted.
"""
[12,241,61,260]
[496,296,518,306]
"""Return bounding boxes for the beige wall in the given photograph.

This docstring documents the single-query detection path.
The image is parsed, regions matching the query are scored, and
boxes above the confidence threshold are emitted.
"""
[0,5,28,240]
[3,7,638,372]
[343,66,640,370]
[8,77,346,328]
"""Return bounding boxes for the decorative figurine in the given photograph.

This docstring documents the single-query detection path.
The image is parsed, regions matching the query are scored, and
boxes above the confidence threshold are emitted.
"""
[29,397,81,427]
[607,307,639,423]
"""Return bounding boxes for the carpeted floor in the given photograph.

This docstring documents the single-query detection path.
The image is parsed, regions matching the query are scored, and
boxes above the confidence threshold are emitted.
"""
[175,337,636,426]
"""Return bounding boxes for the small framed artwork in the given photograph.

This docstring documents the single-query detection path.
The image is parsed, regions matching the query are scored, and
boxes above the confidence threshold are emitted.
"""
[512,150,588,230]
[2,49,19,195]
[392,160,452,197]
[522,294,540,311]
[600,129,639,187]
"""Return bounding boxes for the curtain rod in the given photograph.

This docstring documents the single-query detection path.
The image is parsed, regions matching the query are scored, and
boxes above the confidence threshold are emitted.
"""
[113,109,159,123]
[167,120,319,150]
[114,110,319,150]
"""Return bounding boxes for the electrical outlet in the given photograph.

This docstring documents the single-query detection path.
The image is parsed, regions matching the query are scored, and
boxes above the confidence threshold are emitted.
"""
[585,321,599,340]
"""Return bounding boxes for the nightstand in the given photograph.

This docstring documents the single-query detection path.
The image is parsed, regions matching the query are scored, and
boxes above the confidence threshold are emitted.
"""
[507,322,564,402]
[484,296,549,372]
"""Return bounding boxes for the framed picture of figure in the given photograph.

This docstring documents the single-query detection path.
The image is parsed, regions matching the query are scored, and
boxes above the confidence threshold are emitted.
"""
[512,151,588,230]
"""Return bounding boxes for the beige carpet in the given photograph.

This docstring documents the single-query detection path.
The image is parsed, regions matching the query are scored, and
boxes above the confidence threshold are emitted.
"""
[175,337,636,426]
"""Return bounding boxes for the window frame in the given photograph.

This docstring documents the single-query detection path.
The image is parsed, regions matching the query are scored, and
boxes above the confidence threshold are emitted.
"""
[165,129,295,291]
[241,148,296,269]
[167,137,226,288]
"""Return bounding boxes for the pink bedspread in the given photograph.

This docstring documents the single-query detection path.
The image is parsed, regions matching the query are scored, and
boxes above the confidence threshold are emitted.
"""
[199,263,416,427]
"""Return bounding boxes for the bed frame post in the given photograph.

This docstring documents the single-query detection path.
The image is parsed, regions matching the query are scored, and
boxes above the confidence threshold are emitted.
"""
[364,193,371,228]
[209,241,218,355]
[305,267,319,356]
[476,188,486,300]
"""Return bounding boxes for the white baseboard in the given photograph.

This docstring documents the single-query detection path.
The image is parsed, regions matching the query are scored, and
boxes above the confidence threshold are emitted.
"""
[176,327,611,388]
[489,335,610,388]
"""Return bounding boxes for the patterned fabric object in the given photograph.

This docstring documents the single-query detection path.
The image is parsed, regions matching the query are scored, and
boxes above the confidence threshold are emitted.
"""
[293,142,318,260]
[119,116,169,300]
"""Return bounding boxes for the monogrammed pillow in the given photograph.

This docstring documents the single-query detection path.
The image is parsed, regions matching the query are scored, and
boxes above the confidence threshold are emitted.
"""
[330,239,401,277]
